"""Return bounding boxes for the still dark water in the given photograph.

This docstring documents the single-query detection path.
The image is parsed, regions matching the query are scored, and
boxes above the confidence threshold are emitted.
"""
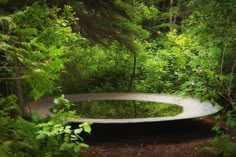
[74,100,183,119]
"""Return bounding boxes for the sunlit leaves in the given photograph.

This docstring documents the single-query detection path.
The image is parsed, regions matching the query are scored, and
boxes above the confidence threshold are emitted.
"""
[137,2,159,20]
[36,96,91,155]
[0,2,84,100]
[79,122,92,134]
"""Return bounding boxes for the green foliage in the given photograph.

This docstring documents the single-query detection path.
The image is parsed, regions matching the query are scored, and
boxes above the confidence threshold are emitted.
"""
[1,0,236,155]
[180,1,236,155]
[0,96,39,157]
[59,41,133,93]
[0,95,21,117]
[200,135,236,157]
[74,0,149,51]
[0,95,91,157]
[0,0,7,4]
[0,2,83,100]
[36,95,91,156]
[135,35,188,93]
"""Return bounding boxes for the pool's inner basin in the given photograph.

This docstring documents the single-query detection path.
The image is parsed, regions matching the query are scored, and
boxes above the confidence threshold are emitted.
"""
[74,100,183,119]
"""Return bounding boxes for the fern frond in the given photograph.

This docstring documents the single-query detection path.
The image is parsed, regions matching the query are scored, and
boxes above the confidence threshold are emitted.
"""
[0,34,10,41]
[0,140,15,157]
[0,16,16,32]
[0,144,12,157]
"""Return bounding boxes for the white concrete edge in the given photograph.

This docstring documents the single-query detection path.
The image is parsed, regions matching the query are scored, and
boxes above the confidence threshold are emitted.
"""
[27,93,222,123]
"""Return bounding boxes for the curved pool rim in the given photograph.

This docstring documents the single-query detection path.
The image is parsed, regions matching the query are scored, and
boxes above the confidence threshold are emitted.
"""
[27,93,222,123]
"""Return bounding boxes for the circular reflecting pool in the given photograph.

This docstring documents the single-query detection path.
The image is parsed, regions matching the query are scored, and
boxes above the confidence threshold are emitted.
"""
[27,93,221,123]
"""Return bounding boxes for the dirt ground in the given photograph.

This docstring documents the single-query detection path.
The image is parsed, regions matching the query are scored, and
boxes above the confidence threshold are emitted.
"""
[80,117,216,157]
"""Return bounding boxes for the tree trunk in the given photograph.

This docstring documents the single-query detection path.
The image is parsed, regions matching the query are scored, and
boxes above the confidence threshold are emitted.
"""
[169,0,174,31]
[14,54,25,116]
[128,52,136,92]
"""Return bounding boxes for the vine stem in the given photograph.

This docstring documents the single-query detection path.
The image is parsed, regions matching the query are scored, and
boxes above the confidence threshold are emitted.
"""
[228,58,236,97]
[220,40,230,78]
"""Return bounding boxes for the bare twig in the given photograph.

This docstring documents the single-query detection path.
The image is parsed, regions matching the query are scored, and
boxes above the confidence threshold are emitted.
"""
[0,77,23,80]
[217,92,232,115]
[0,66,25,69]
[217,92,232,104]
[215,78,228,94]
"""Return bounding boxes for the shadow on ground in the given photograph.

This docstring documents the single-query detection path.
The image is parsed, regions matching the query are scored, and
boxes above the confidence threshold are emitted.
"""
[74,118,215,145]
